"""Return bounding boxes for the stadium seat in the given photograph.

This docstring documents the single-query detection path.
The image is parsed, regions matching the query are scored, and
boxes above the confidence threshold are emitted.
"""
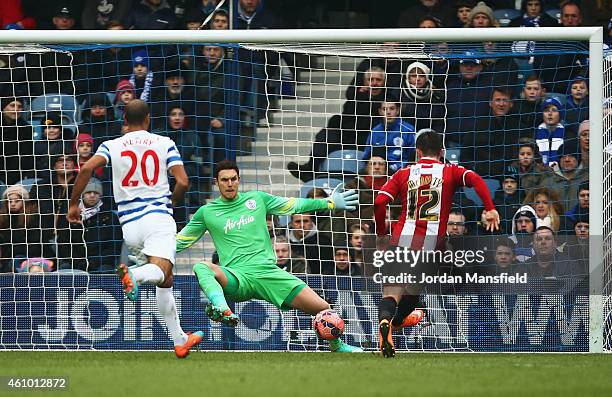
[299,178,344,198]
[17,178,43,192]
[494,9,520,27]
[545,9,561,23]
[462,178,500,207]
[444,148,460,164]
[318,150,365,175]
[28,93,81,125]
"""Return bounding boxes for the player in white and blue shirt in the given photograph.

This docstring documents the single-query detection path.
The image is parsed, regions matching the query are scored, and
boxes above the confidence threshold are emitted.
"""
[95,130,182,225]
[67,99,203,358]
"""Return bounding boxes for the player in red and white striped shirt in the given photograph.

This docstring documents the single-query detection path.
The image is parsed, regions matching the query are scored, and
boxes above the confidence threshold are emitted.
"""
[373,129,500,357]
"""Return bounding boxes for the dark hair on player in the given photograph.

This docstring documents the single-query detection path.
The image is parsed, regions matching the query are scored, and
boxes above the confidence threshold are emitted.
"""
[215,159,240,179]
[415,129,443,157]
[124,99,149,125]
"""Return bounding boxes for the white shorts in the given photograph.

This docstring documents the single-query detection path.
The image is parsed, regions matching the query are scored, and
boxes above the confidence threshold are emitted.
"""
[121,212,177,265]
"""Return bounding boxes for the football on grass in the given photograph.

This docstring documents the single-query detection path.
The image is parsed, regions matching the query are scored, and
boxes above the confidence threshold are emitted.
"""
[313,309,344,340]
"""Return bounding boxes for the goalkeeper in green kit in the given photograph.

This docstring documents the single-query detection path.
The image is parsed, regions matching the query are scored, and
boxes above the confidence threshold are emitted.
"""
[176,160,363,352]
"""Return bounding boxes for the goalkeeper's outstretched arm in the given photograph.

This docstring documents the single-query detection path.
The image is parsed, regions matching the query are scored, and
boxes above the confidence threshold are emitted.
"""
[260,184,358,215]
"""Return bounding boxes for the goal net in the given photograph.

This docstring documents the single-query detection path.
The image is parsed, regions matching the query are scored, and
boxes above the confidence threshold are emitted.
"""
[0,28,605,352]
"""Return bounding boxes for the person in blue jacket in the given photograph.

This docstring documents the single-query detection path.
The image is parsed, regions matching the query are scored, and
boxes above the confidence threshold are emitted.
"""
[362,100,416,174]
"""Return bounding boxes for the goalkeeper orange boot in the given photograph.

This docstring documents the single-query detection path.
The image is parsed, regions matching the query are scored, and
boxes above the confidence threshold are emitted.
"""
[392,309,426,331]
[175,331,204,359]
[378,319,395,358]
[116,264,139,301]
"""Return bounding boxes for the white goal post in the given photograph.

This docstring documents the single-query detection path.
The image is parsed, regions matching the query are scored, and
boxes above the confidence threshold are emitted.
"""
[0,27,605,352]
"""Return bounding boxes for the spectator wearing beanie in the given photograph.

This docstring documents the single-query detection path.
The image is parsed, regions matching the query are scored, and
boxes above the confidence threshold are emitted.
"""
[34,111,74,180]
[129,49,154,103]
[542,139,588,215]
[74,133,104,179]
[536,96,572,166]
[493,168,523,234]
[79,176,122,273]
[114,79,136,119]
[510,205,537,262]
[400,61,446,134]
[465,2,499,27]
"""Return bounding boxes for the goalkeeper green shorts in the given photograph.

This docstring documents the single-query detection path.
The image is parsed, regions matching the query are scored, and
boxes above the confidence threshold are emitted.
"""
[221,265,307,311]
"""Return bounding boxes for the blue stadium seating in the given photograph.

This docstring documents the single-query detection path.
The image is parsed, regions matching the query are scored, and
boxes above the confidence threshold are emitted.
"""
[17,178,43,192]
[545,9,561,23]
[462,178,500,206]
[299,177,344,198]
[444,148,460,164]
[29,93,81,125]
[318,150,365,174]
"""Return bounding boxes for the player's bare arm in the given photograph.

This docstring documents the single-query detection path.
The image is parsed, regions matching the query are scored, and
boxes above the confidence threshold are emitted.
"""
[66,154,108,223]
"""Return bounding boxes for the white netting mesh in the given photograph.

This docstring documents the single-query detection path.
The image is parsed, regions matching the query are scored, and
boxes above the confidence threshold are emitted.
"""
[0,37,600,352]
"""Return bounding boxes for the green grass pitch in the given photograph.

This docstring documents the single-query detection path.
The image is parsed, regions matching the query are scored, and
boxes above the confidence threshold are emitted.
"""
[1,352,611,397]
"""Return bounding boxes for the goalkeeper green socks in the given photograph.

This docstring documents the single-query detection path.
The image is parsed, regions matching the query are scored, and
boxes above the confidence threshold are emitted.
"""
[193,262,229,311]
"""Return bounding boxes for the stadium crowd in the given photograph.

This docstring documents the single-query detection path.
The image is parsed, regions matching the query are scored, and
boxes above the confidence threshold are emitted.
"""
[0,0,609,280]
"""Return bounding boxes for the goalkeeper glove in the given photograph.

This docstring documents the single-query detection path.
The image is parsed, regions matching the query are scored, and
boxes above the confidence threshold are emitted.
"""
[327,183,359,211]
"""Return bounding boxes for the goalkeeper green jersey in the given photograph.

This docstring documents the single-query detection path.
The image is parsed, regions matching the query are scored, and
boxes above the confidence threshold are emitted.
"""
[176,191,329,268]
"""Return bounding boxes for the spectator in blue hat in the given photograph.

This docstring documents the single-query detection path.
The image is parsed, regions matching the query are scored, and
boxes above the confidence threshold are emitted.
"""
[129,49,155,103]
[535,96,572,166]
